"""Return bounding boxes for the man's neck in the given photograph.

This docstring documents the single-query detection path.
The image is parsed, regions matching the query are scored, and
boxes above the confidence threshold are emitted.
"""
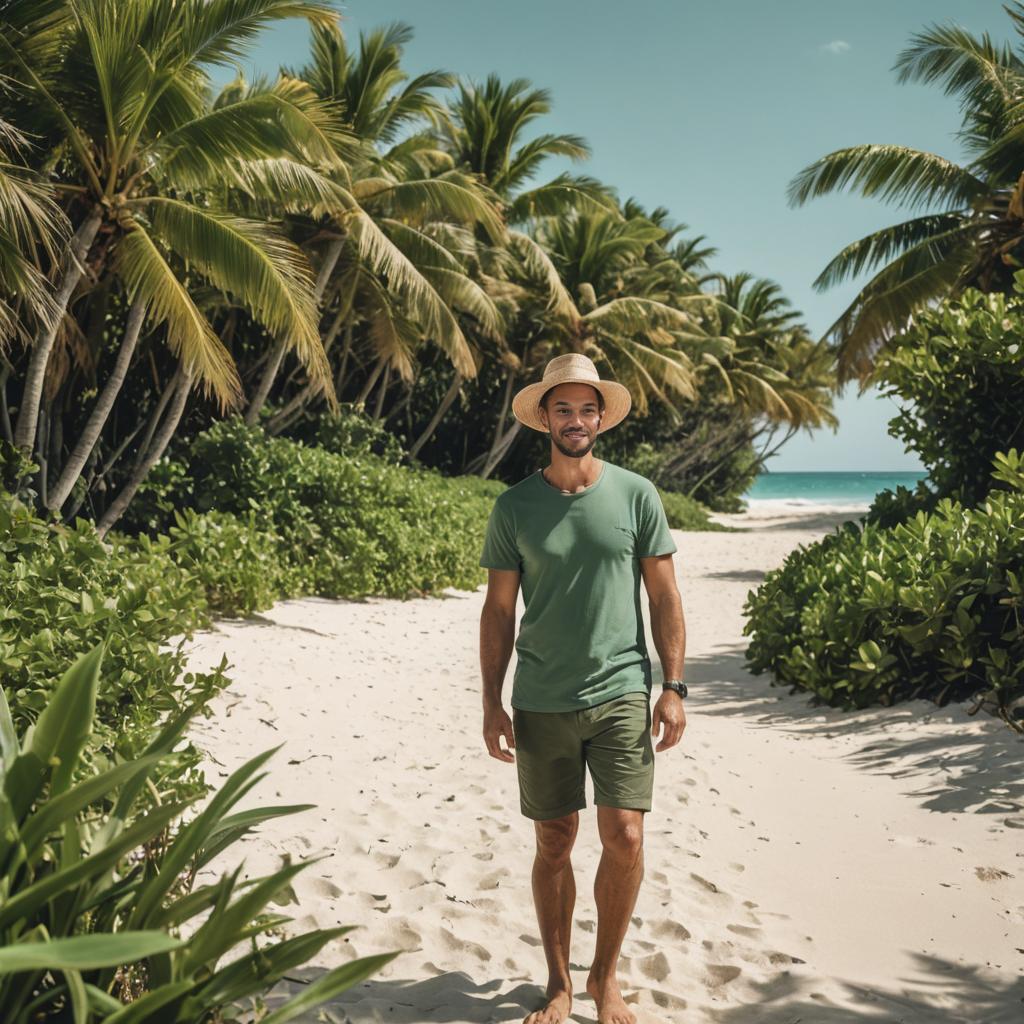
[542,454,603,493]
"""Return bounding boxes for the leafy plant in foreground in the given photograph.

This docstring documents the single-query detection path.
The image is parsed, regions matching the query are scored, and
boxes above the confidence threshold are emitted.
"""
[0,644,397,1020]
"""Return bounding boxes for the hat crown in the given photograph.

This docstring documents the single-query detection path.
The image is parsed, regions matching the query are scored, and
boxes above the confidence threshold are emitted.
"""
[542,353,599,382]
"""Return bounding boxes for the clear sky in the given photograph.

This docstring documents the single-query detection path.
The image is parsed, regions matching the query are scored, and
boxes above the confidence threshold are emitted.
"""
[214,0,1015,471]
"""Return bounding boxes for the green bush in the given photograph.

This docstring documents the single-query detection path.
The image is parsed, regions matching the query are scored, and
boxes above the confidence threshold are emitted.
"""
[164,509,295,616]
[0,490,225,793]
[658,487,735,531]
[306,403,407,464]
[862,478,940,529]
[872,276,1024,507]
[132,417,504,600]
[743,450,1024,732]
[0,644,395,1020]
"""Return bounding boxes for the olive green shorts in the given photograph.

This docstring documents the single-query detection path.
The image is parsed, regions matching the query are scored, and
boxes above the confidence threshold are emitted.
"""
[511,692,654,821]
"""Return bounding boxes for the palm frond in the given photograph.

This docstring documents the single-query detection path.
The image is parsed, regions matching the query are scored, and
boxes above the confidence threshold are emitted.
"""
[506,230,579,321]
[138,196,333,398]
[115,220,242,410]
[787,144,988,211]
[349,209,476,376]
[354,172,505,242]
[810,211,971,291]
[507,173,620,223]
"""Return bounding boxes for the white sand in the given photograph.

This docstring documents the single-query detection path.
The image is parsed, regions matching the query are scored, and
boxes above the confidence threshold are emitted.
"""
[182,505,1024,1023]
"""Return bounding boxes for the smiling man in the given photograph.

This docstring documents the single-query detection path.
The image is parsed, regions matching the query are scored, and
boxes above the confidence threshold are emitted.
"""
[478,353,688,1024]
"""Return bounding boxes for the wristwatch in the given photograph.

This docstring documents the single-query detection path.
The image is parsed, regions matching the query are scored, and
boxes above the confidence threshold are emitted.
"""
[662,679,688,699]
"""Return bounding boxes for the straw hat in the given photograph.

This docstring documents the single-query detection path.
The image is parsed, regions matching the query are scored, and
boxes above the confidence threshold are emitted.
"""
[511,353,632,434]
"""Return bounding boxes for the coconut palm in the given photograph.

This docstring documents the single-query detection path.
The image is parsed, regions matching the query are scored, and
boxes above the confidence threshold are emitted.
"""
[243,20,506,429]
[788,9,1024,384]
[0,0,351,521]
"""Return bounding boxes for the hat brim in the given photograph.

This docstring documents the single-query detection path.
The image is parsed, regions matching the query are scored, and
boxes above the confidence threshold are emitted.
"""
[512,378,632,434]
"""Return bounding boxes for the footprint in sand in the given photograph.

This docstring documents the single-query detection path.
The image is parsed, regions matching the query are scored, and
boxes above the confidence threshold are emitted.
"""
[726,923,761,938]
[690,872,725,895]
[648,989,688,1011]
[651,919,691,942]
[576,918,597,933]
[728,862,746,873]
[635,951,671,983]
[381,917,423,951]
[975,866,1014,881]
[478,867,510,890]
[440,926,491,962]
[704,964,742,988]
[308,877,344,900]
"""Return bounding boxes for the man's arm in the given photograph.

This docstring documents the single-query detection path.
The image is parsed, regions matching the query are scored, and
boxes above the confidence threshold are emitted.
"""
[640,553,687,752]
[480,568,520,763]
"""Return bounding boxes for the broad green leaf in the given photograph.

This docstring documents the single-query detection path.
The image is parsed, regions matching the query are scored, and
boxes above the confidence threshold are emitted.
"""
[28,644,104,800]
[0,931,183,973]
[261,952,401,1024]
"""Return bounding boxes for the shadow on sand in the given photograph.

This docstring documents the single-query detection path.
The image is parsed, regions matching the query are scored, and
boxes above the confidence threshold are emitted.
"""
[247,950,1024,1023]
[684,643,1024,819]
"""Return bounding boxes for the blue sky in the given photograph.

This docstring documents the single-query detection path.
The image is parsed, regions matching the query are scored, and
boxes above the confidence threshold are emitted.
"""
[214,0,1015,471]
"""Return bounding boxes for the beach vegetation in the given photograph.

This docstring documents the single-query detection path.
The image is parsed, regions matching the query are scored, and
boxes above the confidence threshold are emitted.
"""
[744,450,1024,732]
[789,1,1024,384]
[0,1,834,531]
[0,643,395,1020]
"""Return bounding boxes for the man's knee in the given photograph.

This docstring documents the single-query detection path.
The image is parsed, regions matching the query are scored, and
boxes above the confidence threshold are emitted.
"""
[534,811,579,870]
[598,811,644,863]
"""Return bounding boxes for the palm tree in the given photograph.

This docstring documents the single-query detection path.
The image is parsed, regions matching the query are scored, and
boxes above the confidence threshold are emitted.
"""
[244,20,506,430]
[788,8,1024,384]
[0,111,71,437]
[0,0,348,520]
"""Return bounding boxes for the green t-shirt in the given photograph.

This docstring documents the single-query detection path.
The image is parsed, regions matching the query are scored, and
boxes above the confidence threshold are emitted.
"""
[479,460,677,712]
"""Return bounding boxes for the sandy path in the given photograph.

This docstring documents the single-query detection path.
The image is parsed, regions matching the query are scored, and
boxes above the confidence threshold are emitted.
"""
[183,507,1024,1023]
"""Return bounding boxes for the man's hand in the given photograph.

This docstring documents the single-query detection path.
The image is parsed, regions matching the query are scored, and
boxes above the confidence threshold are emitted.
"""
[652,690,686,752]
[483,704,516,763]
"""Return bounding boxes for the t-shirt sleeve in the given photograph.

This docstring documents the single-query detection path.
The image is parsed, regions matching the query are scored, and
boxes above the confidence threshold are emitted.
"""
[480,499,522,571]
[636,484,677,558]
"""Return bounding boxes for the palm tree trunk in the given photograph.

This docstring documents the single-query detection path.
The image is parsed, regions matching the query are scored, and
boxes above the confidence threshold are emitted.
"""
[47,299,147,514]
[408,370,464,460]
[481,420,523,478]
[35,401,49,507]
[468,372,516,475]
[335,321,354,395]
[0,357,12,445]
[243,237,344,427]
[130,366,179,477]
[14,205,104,455]
[354,358,386,407]
[265,304,350,435]
[372,364,391,420]
[96,364,192,539]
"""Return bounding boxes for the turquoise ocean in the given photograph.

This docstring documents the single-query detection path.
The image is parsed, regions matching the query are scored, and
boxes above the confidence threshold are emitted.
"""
[742,471,928,507]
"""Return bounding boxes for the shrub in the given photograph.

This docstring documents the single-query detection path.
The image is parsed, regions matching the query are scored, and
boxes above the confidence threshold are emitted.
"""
[129,417,504,599]
[164,509,295,616]
[742,450,1024,732]
[658,488,735,531]
[872,276,1024,507]
[0,490,224,794]
[0,644,395,1020]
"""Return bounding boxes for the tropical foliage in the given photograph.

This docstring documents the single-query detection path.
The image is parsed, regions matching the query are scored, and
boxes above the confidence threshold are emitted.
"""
[0,643,395,1021]
[0,0,835,533]
[789,0,1024,383]
[743,450,1024,733]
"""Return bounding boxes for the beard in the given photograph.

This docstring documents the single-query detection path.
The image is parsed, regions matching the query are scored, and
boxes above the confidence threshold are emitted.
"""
[551,428,597,459]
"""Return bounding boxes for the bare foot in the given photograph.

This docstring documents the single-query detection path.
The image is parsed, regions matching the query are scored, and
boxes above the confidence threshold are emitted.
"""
[524,985,572,1024]
[586,974,636,1024]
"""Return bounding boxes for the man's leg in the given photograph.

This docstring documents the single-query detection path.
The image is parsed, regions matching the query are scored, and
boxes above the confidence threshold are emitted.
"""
[525,810,579,1024]
[588,806,644,1024]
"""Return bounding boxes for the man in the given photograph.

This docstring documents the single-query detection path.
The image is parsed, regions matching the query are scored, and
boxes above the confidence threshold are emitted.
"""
[478,353,688,1024]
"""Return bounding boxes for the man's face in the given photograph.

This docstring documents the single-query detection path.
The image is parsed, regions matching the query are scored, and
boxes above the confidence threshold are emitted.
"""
[539,382,603,458]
